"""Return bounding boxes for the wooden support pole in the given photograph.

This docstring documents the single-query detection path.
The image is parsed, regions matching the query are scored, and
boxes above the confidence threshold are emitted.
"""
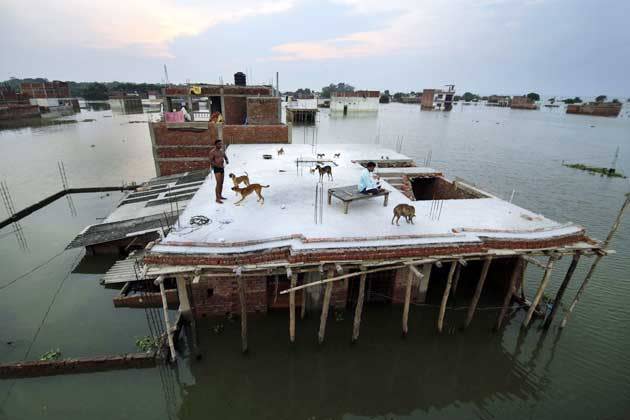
[561,193,629,329]
[522,255,558,329]
[154,276,176,363]
[464,256,492,329]
[318,269,334,344]
[451,263,462,298]
[352,268,367,343]
[496,257,523,331]
[437,262,457,333]
[300,283,307,320]
[289,273,296,343]
[236,276,248,353]
[402,268,414,337]
[543,253,580,330]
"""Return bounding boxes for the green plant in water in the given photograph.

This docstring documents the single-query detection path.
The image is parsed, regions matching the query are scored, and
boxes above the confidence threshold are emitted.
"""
[40,348,61,361]
[135,336,158,352]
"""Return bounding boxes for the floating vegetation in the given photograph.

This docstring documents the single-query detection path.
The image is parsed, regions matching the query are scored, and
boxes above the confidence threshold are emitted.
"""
[40,348,62,361]
[562,162,626,178]
[135,336,158,352]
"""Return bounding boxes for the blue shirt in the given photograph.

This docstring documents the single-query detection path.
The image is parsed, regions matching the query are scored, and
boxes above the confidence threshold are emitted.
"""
[358,168,378,191]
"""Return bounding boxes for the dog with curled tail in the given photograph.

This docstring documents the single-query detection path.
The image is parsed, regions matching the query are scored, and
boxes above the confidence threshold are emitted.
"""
[232,184,270,206]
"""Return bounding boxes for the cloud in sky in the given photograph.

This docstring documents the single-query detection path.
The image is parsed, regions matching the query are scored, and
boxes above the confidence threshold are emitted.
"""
[268,0,541,61]
[2,0,295,58]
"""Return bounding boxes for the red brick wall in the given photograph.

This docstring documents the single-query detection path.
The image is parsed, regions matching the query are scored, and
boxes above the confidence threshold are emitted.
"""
[247,97,280,125]
[158,160,211,176]
[156,147,211,158]
[223,125,289,144]
[190,276,267,318]
[151,122,215,146]
[0,105,41,120]
[224,96,247,124]
[331,280,349,309]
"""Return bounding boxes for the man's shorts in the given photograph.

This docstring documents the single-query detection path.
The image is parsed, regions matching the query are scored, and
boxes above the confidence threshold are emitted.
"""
[212,166,224,174]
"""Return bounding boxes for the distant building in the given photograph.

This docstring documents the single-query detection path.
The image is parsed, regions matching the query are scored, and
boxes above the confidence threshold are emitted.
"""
[21,81,70,99]
[486,95,511,107]
[398,95,421,104]
[421,85,455,111]
[566,102,622,117]
[510,96,538,110]
[330,91,380,113]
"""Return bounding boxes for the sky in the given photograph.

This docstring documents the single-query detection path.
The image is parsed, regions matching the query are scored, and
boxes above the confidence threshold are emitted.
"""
[0,0,629,97]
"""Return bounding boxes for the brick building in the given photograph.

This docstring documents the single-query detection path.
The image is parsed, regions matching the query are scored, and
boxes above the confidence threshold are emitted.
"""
[150,75,289,176]
[93,143,606,357]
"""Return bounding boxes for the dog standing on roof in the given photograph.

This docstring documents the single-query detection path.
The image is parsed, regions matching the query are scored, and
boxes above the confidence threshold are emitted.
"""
[232,184,270,206]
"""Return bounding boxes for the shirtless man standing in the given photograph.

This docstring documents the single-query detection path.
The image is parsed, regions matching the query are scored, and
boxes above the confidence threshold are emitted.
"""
[209,139,229,203]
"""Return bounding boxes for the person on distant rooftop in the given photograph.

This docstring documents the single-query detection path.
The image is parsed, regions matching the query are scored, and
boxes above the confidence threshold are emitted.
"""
[209,139,229,204]
[358,161,381,195]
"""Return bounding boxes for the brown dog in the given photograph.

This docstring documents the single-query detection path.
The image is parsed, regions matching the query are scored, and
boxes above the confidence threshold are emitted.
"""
[231,183,269,205]
[228,172,250,189]
[392,204,416,225]
[277,147,285,156]
[312,165,333,181]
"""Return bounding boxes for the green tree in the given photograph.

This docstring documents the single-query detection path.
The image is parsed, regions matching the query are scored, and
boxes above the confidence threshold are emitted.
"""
[526,92,540,102]
[393,92,404,102]
[462,92,477,102]
[595,95,607,102]
[612,98,620,104]
[83,82,109,100]
[321,82,355,98]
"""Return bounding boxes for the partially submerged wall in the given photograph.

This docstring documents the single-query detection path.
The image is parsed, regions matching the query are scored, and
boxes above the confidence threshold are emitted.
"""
[566,102,622,117]
[190,276,268,317]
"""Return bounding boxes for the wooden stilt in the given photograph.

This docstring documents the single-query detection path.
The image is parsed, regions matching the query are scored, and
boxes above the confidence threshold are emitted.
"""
[561,193,629,329]
[300,284,307,320]
[154,276,176,362]
[450,264,462,303]
[543,253,580,329]
[464,256,492,329]
[352,268,367,343]
[289,274,296,343]
[496,257,523,331]
[437,262,457,333]
[236,276,248,353]
[402,268,414,337]
[522,255,558,329]
[318,269,334,344]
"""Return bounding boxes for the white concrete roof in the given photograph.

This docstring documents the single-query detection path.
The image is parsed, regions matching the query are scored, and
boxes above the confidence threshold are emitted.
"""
[151,144,585,255]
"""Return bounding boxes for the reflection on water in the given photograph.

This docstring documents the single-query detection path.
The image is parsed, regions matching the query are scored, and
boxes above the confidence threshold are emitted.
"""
[1,104,629,419]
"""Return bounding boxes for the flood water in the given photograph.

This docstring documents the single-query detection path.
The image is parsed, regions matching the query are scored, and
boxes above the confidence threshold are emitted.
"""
[1,103,629,419]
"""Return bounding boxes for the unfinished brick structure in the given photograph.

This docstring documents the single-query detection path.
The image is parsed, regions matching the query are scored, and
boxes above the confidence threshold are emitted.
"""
[150,82,289,176]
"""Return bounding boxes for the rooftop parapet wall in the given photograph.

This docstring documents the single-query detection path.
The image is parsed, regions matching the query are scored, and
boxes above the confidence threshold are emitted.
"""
[149,122,290,176]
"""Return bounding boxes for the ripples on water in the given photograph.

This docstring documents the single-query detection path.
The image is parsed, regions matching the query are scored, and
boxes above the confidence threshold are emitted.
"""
[0,104,629,419]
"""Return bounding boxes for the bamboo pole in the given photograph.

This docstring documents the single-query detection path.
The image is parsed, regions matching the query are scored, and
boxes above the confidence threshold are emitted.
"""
[450,264,462,301]
[318,269,334,344]
[154,276,176,362]
[352,268,367,343]
[522,255,559,329]
[402,268,414,337]
[289,273,296,343]
[437,262,457,333]
[561,193,629,328]
[300,283,307,319]
[464,256,492,329]
[236,276,248,353]
[543,252,580,330]
[495,257,523,331]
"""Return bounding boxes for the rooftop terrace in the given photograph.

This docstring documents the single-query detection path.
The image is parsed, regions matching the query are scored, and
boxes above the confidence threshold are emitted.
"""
[147,144,591,262]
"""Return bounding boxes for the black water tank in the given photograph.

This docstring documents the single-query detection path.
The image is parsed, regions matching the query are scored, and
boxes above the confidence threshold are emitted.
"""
[234,72,246,86]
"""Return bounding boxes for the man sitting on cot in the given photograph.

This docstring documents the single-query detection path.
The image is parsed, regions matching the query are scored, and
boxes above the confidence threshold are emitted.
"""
[358,161,382,195]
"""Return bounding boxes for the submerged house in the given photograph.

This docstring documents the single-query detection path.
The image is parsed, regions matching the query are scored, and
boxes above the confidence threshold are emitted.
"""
[510,96,538,110]
[420,85,456,111]
[330,91,380,113]
[566,102,622,117]
[87,142,607,359]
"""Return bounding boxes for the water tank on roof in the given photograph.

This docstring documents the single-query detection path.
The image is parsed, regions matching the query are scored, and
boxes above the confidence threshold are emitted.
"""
[234,72,246,86]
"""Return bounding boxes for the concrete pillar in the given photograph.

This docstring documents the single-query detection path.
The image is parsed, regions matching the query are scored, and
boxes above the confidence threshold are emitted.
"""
[417,263,432,303]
